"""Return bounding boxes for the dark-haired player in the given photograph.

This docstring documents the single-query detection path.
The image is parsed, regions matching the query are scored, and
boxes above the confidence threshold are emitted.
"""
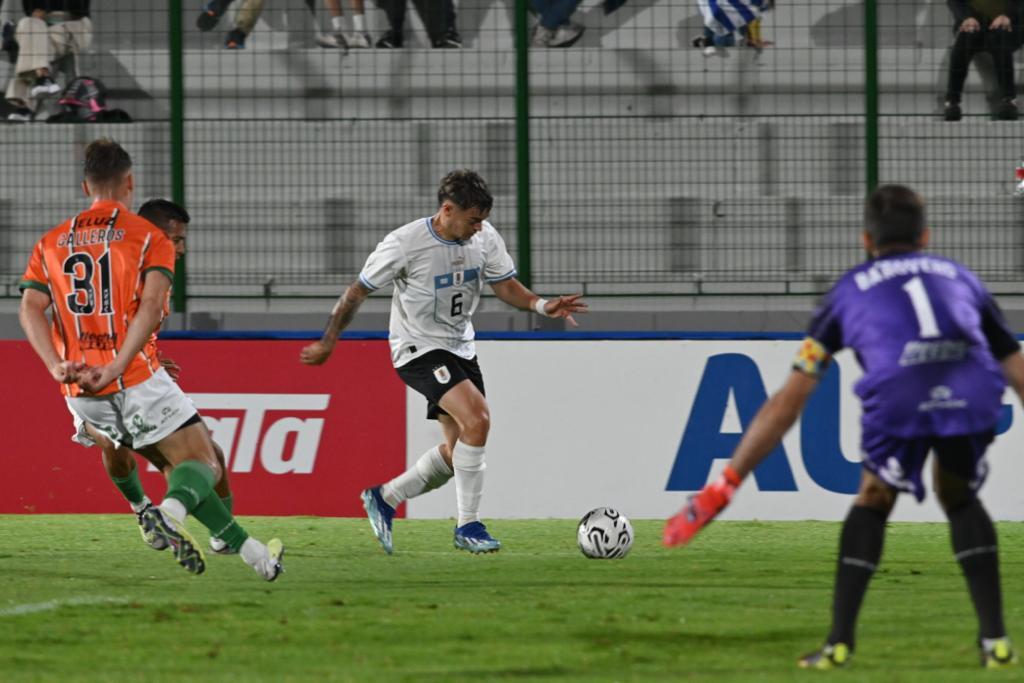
[68,198,238,557]
[19,139,282,580]
[301,169,587,554]
[664,184,1020,669]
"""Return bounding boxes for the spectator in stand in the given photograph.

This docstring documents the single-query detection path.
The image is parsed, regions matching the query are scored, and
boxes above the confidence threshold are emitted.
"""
[322,0,371,49]
[529,0,584,48]
[944,0,1022,121]
[692,0,773,56]
[2,0,92,122]
[375,0,460,48]
[196,0,369,50]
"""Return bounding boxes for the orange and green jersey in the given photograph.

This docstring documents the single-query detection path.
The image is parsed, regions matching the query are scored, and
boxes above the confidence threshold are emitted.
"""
[20,199,176,397]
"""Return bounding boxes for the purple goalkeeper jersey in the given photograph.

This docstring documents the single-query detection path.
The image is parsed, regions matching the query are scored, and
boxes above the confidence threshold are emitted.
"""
[805,251,1019,438]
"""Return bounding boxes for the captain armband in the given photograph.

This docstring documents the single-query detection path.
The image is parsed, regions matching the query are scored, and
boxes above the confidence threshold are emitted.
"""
[792,337,832,378]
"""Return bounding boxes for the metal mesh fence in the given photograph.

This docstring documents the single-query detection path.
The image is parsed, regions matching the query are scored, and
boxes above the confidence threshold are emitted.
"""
[1,1,1023,302]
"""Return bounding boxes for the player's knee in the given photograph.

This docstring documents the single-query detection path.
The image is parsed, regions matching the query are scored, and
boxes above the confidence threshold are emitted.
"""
[101,446,135,478]
[204,454,224,483]
[855,478,897,513]
[461,408,490,442]
[936,481,974,513]
[212,442,228,477]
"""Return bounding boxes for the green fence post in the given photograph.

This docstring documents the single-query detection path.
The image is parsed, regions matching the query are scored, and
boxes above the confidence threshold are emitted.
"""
[864,0,879,194]
[169,0,187,316]
[514,0,532,289]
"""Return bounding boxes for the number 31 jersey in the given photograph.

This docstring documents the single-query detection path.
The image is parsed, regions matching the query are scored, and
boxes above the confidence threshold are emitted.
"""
[359,217,517,367]
[20,199,176,397]
[800,252,1019,438]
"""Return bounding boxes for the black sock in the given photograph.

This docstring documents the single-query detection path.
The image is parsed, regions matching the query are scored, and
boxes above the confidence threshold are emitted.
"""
[827,505,888,651]
[948,498,1005,640]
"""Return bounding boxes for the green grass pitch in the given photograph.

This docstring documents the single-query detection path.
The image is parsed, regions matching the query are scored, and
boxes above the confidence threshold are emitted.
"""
[0,516,1022,682]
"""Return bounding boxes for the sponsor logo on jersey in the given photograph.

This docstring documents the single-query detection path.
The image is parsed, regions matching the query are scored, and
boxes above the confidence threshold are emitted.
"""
[918,385,967,412]
[433,365,452,384]
[147,393,330,475]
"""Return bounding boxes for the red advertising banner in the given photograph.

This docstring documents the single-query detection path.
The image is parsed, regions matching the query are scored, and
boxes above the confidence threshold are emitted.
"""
[1,340,405,516]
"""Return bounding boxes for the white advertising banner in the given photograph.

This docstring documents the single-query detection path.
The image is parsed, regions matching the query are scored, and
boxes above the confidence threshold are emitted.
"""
[406,341,1024,522]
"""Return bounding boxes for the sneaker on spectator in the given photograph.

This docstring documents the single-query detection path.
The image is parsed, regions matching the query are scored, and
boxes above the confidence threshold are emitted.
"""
[347,31,372,48]
[691,34,711,49]
[531,22,583,48]
[30,75,61,99]
[943,100,962,122]
[7,107,33,123]
[315,32,349,51]
[1,21,17,64]
[997,97,1019,121]
[432,29,462,48]
[224,28,247,49]
[376,30,403,48]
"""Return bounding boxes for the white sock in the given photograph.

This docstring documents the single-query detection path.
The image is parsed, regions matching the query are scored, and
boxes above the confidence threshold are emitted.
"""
[452,441,486,527]
[130,495,151,514]
[160,498,187,524]
[331,15,345,32]
[240,537,266,566]
[381,446,453,508]
[352,13,365,32]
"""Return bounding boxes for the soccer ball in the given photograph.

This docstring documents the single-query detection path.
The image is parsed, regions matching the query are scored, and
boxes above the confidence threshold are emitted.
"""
[577,507,634,559]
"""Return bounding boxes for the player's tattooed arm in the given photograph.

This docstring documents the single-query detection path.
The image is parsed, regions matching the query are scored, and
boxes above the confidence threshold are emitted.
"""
[19,288,86,383]
[489,278,588,327]
[300,280,372,365]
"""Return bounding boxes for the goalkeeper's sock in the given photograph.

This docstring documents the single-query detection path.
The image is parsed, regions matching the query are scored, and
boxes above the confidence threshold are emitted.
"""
[948,498,1005,640]
[827,505,888,651]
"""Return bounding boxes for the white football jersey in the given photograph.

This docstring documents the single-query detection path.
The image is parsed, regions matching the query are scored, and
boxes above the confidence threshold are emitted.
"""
[359,216,517,367]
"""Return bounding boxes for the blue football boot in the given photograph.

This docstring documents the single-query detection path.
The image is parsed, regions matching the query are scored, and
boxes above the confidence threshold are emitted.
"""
[453,521,501,554]
[360,486,395,554]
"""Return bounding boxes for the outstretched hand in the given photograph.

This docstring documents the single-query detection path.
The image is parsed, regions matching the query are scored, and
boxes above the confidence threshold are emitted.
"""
[544,294,588,327]
[300,341,334,365]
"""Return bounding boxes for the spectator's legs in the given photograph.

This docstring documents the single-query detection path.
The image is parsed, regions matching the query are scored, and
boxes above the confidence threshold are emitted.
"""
[234,0,265,35]
[983,29,1017,101]
[945,30,984,104]
[49,17,93,75]
[410,0,444,42]
[530,0,581,30]
[383,0,407,35]
[5,16,52,111]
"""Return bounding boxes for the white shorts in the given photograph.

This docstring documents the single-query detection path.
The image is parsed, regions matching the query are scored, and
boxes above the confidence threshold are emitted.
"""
[66,368,196,450]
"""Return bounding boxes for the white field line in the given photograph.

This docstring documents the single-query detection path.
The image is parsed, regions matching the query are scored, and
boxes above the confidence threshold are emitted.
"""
[0,595,128,617]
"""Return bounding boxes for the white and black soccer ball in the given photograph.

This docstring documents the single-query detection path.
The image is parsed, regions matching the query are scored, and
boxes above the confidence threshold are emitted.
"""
[577,507,634,559]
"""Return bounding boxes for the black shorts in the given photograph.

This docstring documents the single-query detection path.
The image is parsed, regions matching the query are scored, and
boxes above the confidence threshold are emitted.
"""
[395,349,485,420]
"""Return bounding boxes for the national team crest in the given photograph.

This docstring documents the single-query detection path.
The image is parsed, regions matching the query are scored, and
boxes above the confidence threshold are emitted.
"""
[433,365,451,384]
[454,271,464,286]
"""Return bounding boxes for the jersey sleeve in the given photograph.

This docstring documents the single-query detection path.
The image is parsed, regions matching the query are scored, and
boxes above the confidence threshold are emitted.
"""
[979,294,1020,360]
[483,226,517,284]
[793,289,843,378]
[359,232,405,291]
[962,266,1020,360]
[19,239,50,297]
[142,229,175,283]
